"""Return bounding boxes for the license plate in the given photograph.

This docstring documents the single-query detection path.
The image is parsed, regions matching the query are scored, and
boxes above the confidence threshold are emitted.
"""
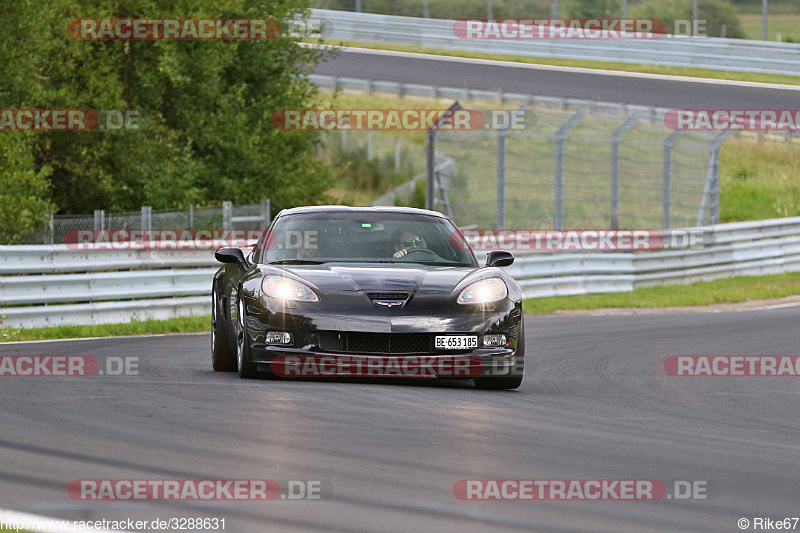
[435,335,478,350]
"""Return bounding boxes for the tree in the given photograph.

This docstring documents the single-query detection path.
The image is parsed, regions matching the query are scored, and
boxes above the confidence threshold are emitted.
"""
[0,134,54,243]
[0,0,333,232]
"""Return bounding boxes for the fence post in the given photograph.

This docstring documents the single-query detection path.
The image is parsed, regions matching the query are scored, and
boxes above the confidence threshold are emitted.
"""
[141,206,151,233]
[188,205,194,229]
[425,130,435,211]
[697,131,733,226]
[47,213,54,245]
[554,109,587,230]
[93,209,105,232]
[662,131,683,229]
[222,201,232,231]
[367,130,373,159]
[610,114,642,230]
[426,102,463,211]
[395,137,401,171]
[261,198,271,229]
[496,128,507,229]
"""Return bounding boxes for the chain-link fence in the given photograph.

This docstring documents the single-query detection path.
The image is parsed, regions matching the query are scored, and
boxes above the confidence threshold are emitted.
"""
[429,104,730,230]
[23,201,271,245]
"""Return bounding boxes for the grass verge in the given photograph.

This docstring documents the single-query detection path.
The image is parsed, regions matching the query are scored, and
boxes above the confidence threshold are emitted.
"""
[324,40,800,86]
[0,315,210,343]
[739,14,800,42]
[523,272,800,314]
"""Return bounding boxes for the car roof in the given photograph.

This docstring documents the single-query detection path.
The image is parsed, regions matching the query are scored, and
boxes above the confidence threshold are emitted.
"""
[276,205,448,218]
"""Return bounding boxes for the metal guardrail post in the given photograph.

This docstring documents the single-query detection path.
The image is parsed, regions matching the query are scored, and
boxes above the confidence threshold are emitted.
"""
[496,127,506,229]
[610,114,643,230]
[554,109,587,230]
[222,201,232,231]
[662,131,683,229]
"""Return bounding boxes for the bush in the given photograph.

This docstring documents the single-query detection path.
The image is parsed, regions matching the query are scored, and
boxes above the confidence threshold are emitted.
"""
[567,0,622,17]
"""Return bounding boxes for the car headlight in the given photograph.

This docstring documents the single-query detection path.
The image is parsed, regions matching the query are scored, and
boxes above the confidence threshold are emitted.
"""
[262,275,319,302]
[457,278,507,304]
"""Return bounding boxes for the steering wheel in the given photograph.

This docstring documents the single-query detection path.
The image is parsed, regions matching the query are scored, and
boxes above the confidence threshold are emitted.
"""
[404,248,436,255]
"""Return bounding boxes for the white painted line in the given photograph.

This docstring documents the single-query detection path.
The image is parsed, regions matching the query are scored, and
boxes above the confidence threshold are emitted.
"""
[0,507,125,533]
[743,301,800,311]
[314,43,800,91]
[0,331,208,346]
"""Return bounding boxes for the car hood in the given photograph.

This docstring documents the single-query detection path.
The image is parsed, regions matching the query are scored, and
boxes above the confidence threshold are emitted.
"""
[272,263,477,294]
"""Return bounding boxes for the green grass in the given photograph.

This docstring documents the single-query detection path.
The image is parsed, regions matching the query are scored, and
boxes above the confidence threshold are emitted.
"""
[0,315,210,343]
[523,272,800,314]
[323,39,800,86]
[739,14,800,41]
[720,137,800,221]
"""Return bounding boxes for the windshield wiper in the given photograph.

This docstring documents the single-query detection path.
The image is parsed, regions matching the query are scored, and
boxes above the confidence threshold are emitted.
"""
[270,259,327,265]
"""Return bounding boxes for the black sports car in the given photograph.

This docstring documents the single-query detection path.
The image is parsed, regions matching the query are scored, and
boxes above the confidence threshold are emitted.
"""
[211,206,525,389]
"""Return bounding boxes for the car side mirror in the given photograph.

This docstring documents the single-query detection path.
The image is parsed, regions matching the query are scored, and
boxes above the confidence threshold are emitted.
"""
[215,247,248,268]
[486,250,514,268]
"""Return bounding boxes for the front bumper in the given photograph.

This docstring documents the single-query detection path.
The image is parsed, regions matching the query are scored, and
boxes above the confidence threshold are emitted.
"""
[249,344,521,379]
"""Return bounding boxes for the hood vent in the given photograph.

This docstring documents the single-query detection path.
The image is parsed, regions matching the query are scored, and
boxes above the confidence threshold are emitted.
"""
[368,292,410,300]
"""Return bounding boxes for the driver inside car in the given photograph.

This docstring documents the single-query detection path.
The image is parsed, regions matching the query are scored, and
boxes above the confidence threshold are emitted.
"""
[392,229,427,258]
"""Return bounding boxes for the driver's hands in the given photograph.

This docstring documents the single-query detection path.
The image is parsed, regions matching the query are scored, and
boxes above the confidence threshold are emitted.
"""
[393,248,408,258]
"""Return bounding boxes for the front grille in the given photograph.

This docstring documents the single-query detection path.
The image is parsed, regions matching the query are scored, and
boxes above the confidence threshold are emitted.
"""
[318,332,432,354]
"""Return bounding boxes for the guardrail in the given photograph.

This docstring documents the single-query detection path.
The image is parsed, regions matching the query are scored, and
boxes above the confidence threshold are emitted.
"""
[308,9,800,76]
[3,217,800,329]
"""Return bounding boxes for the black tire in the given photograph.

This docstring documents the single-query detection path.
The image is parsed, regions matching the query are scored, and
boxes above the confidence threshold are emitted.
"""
[212,282,236,372]
[474,318,525,390]
[236,298,260,379]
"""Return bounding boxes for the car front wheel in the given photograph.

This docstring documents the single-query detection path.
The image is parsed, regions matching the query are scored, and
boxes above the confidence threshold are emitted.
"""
[236,298,260,379]
[212,282,235,372]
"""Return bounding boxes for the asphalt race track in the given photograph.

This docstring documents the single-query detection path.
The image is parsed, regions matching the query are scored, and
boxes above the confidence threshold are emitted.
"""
[1,307,799,532]
[314,48,800,109]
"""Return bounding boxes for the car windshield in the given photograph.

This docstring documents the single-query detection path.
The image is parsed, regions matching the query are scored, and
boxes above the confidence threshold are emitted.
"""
[256,211,476,267]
